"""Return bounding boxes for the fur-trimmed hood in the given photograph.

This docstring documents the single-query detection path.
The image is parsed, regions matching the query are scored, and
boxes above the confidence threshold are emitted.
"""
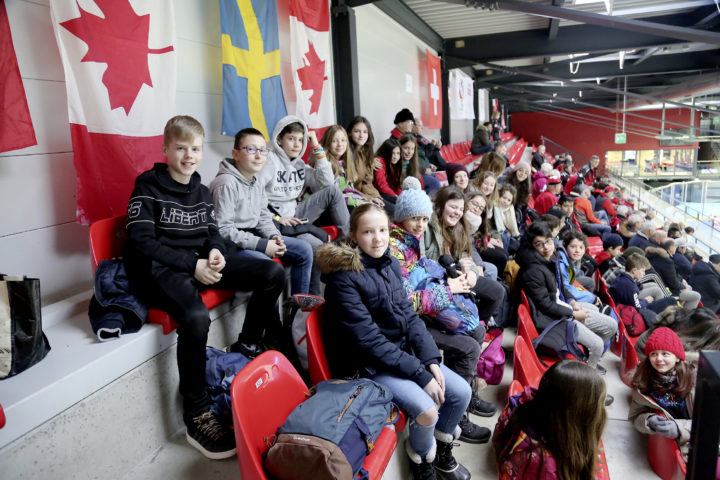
[645,246,669,259]
[315,242,364,275]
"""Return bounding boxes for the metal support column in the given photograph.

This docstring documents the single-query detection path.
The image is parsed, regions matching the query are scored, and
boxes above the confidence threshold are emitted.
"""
[331,0,361,127]
[441,57,450,145]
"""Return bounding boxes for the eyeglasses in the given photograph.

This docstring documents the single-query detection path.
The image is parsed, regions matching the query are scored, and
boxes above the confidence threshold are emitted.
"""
[238,146,268,156]
[467,201,485,212]
[532,238,554,249]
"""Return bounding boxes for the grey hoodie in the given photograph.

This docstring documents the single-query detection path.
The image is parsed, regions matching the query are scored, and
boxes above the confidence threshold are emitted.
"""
[257,115,334,217]
[209,158,280,252]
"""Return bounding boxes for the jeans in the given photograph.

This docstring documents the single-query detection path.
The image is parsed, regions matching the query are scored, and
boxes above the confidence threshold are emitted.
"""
[583,222,612,236]
[594,210,610,224]
[237,235,313,295]
[372,364,470,458]
[422,174,441,195]
[573,302,618,366]
[132,254,285,422]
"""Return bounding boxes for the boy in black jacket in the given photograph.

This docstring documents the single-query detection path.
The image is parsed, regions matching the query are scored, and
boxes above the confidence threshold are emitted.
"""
[124,116,285,460]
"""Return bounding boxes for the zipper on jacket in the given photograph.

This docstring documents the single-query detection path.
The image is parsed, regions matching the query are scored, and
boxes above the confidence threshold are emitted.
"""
[337,385,364,422]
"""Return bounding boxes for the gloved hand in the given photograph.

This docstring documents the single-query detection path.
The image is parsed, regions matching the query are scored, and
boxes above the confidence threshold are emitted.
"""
[647,415,680,439]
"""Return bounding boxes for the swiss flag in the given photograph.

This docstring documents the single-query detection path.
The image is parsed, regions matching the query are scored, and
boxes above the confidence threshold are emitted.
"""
[50,0,176,224]
[0,0,36,153]
[289,0,335,129]
[426,50,442,129]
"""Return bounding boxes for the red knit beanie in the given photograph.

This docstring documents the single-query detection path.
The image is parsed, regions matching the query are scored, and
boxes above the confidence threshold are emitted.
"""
[645,327,685,360]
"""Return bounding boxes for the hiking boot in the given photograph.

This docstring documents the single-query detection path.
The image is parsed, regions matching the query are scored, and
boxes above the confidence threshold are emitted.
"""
[406,440,437,480]
[605,393,615,406]
[228,341,265,359]
[292,293,325,311]
[435,436,471,480]
[186,409,236,460]
[458,415,490,444]
[468,393,497,417]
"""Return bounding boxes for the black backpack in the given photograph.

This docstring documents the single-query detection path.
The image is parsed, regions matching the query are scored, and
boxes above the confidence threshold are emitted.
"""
[532,319,587,366]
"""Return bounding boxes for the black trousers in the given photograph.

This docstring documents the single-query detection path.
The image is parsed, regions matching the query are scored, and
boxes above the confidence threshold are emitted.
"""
[136,255,285,420]
[428,324,486,381]
[471,275,505,321]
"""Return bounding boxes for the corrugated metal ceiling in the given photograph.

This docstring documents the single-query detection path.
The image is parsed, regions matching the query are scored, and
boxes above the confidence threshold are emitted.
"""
[402,0,710,39]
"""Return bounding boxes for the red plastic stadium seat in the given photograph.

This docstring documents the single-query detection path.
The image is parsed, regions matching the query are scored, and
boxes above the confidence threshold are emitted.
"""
[231,351,397,480]
[647,434,687,480]
[512,336,543,387]
[508,379,523,397]
[587,236,603,257]
[619,327,640,387]
[0,403,5,429]
[305,307,406,432]
[89,215,235,335]
[434,171,448,185]
[320,226,338,241]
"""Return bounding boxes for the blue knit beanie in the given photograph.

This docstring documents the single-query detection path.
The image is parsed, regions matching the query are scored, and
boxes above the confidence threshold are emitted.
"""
[394,188,433,223]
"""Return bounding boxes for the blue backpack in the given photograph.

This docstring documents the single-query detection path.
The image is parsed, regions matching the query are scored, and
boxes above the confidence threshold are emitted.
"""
[264,378,396,480]
[205,347,250,425]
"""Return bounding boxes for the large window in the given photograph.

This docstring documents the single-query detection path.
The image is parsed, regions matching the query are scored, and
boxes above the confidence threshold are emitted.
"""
[606,148,698,178]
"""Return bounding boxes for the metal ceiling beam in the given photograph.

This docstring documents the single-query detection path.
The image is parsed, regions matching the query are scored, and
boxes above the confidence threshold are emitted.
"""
[478,62,720,114]
[444,24,689,64]
[436,0,720,45]
[475,51,720,85]
[370,0,443,53]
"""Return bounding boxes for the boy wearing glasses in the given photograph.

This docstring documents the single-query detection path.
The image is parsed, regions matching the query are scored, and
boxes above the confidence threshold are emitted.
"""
[210,128,313,296]
[124,117,285,459]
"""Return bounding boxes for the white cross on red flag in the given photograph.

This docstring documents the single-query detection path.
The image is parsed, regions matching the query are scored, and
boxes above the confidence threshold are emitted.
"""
[425,50,442,129]
[51,0,176,224]
[289,0,335,129]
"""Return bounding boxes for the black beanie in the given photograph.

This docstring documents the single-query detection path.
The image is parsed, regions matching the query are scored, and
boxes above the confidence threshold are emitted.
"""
[394,108,414,124]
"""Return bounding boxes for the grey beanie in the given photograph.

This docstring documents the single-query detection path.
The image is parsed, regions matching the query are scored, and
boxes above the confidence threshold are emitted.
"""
[394,188,433,223]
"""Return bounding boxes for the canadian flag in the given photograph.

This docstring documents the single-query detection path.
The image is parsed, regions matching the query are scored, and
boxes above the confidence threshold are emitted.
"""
[425,50,442,129]
[51,0,176,224]
[288,0,335,129]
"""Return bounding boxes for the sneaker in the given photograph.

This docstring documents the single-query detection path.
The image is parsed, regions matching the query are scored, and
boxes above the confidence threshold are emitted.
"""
[458,415,490,444]
[596,364,607,375]
[228,341,265,359]
[292,294,325,311]
[186,410,236,460]
[605,393,615,406]
[468,393,497,417]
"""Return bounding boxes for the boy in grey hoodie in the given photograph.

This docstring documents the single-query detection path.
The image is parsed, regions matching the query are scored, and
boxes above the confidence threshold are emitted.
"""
[210,128,313,295]
[259,115,350,293]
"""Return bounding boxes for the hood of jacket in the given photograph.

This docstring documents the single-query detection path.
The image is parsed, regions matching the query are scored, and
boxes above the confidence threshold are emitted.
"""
[515,243,556,271]
[215,157,254,186]
[645,246,669,259]
[145,162,202,194]
[315,242,365,275]
[270,114,308,164]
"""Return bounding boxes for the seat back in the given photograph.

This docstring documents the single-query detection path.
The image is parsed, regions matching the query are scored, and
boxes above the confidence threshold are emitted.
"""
[231,351,309,480]
[620,327,640,387]
[516,303,539,341]
[647,433,687,480]
[89,215,127,273]
[305,306,332,386]
[513,336,543,387]
[508,379,523,397]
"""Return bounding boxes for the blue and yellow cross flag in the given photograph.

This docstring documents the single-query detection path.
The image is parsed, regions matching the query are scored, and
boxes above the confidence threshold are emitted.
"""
[220,0,287,140]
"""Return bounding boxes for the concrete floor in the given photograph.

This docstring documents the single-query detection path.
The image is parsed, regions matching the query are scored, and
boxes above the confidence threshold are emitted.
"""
[122,330,660,480]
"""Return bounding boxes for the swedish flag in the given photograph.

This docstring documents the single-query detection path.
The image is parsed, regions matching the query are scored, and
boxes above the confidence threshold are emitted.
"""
[220,0,287,140]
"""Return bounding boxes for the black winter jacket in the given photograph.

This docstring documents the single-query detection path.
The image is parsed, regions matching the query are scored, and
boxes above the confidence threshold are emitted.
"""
[316,243,442,388]
[89,259,147,341]
[690,261,720,313]
[515,244,573,331]
[646,246,684,295]
[673,252,693,282]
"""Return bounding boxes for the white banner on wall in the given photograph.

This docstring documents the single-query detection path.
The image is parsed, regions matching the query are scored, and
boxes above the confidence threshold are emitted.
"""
[449,69,475,119]
[477,88,489,123]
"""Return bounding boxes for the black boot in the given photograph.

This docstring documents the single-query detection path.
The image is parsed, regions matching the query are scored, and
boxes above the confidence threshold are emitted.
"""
[406,440,437,480]
[435,429,471,480]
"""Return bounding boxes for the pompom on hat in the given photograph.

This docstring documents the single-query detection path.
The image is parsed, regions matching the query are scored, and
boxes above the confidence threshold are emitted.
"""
[645,327,685,361]
[402,176,422,191]
[394,187,433,223]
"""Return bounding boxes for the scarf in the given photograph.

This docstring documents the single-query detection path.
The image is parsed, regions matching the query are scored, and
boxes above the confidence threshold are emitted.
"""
[493,205,519,237]
[649,369,689,420]
[465,211,482,234]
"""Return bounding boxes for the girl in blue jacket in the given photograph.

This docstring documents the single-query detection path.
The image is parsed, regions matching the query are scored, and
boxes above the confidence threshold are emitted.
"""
[316,203,471,480]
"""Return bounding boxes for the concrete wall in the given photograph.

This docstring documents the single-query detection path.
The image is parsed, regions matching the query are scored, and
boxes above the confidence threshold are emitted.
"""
[1,0,469,304]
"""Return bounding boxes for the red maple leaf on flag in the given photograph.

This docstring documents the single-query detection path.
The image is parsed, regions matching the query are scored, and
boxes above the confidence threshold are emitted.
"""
[60,0,173,115]
[296,41,327,115]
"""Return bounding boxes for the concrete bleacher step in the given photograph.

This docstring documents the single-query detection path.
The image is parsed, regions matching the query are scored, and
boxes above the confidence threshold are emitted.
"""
[0,290,249,478]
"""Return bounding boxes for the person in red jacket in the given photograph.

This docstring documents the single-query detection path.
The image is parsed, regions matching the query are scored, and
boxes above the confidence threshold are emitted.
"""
[535,172,563,215]
[573,184,611,236]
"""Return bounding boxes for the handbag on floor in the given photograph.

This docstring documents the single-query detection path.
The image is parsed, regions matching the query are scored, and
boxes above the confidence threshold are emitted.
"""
[0,275,51,379]
[477,327,505,385]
